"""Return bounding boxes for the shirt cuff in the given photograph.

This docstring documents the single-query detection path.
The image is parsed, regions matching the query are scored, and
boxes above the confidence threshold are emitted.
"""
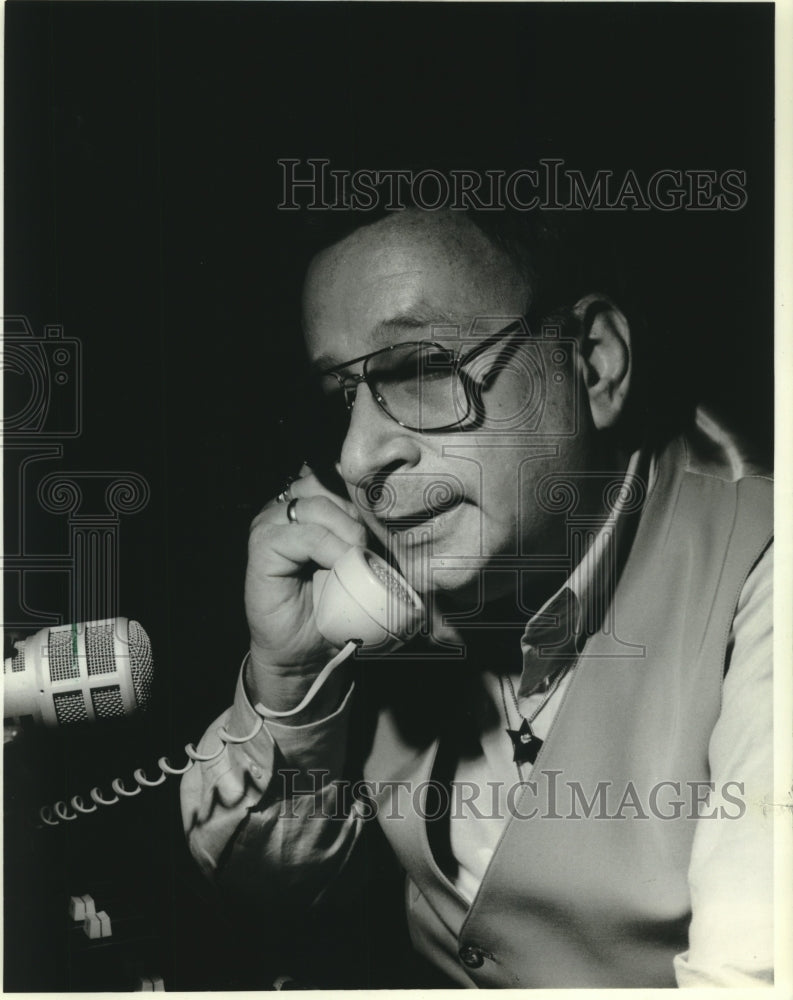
[228,663,356,776]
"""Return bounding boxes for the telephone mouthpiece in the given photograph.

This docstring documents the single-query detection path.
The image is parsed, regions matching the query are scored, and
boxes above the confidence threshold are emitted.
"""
[312,548,424,652]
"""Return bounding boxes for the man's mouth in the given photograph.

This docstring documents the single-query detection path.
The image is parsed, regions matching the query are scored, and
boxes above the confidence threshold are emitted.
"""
[377,498,466,530]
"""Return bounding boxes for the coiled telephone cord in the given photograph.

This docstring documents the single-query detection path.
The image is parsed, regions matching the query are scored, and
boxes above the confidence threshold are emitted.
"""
[37,641,359,827]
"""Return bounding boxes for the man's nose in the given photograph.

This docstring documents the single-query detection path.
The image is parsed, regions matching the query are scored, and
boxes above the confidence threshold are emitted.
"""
[339,384,421,488]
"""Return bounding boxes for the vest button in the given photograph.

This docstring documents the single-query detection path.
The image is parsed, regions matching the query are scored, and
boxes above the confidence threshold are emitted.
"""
[458,945,485,969]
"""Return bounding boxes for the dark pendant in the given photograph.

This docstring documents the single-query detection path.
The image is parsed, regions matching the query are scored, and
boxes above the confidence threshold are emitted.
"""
[506,719,544,765]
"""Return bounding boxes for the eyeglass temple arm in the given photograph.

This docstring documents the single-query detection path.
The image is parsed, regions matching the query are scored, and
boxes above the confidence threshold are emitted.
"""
[454,319,528,371]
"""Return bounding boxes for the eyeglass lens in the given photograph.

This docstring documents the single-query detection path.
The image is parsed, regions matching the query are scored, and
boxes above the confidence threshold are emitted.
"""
[365,343,470,429]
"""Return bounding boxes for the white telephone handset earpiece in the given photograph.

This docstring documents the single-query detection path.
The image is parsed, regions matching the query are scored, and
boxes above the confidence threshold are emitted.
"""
[312,547,425,651]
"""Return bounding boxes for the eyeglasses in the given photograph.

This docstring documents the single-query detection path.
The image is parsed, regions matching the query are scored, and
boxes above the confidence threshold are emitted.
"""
[317,319,528,436]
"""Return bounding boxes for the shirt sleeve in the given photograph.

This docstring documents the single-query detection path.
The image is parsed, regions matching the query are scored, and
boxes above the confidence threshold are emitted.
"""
[674,543,774,987]
[180,666,363,909]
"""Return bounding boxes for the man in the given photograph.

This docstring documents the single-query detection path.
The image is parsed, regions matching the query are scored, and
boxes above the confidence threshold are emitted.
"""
[181,207,773,987]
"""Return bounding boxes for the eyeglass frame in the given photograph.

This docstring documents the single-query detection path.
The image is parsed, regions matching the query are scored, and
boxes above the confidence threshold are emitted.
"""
[317,317,530,434]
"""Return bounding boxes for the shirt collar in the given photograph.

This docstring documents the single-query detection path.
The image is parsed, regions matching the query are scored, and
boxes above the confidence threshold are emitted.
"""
[517,446,653,697]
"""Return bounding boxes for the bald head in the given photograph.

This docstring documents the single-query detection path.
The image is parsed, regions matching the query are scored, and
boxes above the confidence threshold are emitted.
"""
[302,209,532,364]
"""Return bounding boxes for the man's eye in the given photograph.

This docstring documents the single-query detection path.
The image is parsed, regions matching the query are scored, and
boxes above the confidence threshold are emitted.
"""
[318,375,346,400]
[420,350,457,381]
[375,347,455,384]
[376,359,418,386]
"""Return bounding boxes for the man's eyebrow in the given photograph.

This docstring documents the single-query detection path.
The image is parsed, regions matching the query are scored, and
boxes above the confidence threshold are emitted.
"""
[310,306,464,371]
[374,305,461,337]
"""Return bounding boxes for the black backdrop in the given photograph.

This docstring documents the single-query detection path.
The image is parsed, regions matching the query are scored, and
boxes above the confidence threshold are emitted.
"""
[4,3,774,990]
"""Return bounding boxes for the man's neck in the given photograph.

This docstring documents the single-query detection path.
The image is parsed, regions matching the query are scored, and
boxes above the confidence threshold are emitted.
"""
[426,575,564,671]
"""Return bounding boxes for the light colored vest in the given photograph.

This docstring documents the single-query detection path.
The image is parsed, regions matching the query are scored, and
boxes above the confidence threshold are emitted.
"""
[363,426,772,987]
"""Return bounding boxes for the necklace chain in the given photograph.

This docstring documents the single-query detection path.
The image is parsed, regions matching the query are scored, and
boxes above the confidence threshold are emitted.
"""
[498,670,565,779]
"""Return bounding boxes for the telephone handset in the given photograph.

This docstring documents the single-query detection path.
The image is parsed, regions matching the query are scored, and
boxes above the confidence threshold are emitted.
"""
[294,463,425,650]
[250,549,425,721]
[312,547,425,652]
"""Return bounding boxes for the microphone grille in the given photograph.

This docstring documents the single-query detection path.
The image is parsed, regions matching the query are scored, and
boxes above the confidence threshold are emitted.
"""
[128,620,153,711]
[5,646,26,673]
[85,621,119,676]
[53,690,89,725]
[91,685,127,719]
[47,620,154,716]
[48,629,80,682]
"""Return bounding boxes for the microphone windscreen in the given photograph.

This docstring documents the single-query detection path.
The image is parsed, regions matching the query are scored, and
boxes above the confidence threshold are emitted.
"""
[128,619,154,712]
[4,618,153,726]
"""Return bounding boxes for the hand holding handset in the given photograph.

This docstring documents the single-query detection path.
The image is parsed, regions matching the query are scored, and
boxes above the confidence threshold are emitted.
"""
[301,462,424,650]
[245,459,426,717]
[255,549,424,720]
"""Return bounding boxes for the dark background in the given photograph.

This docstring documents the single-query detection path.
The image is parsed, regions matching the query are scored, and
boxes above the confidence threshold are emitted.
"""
[4,2,774,990]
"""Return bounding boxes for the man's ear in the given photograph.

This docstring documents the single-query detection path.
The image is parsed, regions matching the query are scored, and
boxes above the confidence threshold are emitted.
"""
[572,294,632,429]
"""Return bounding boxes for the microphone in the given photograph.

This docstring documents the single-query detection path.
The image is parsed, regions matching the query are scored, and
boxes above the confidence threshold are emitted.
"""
[4,618,153,727]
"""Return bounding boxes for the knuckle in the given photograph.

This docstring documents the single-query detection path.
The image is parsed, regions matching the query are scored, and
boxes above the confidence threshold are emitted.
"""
[249,513,271,536]
[313,494,336,515]
[298,470,317,490]
[248,519,278,551]
[250,501,282,529]
[308,523,331,545]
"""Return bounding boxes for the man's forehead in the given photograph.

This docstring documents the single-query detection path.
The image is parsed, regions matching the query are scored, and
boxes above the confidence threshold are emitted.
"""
[302,211,531,362]
[308,305,470,372]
